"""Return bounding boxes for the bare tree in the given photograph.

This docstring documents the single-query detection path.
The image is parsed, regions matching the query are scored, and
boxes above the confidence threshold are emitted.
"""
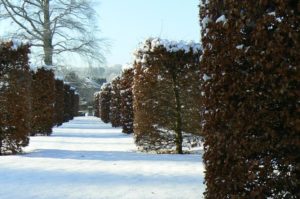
[0,0,106,66]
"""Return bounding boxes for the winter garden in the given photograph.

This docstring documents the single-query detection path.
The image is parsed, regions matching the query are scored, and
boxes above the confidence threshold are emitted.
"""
[0,0,299,199]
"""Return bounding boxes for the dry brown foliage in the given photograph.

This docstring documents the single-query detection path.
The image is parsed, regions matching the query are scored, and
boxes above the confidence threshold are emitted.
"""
[199,0,299,197]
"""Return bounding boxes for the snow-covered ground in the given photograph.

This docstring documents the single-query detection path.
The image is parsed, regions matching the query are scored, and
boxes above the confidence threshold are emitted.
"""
[0,116,205,199]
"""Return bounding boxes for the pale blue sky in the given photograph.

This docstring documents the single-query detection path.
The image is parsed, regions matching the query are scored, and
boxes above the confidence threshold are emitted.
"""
[98,0,200,66]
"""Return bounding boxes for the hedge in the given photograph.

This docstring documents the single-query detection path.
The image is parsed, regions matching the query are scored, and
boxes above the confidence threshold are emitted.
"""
[54,79,65,126]
[110,77,122,127]
[31,67,56,136]
[0,41,32,154]
[133,38,202,153]
[120,68,134,134]
[99,83,111,123]
[199,0,299,197]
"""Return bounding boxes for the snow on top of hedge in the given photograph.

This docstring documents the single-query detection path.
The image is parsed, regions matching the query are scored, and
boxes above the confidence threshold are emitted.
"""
[134,38,202,55]
[10,39,23,51]
[215,15,227,24]
[122,63,133,70]
[100,82,111,90]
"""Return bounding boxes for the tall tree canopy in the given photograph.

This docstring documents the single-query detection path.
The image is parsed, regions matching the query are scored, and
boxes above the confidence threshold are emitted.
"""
[0,0,106,66]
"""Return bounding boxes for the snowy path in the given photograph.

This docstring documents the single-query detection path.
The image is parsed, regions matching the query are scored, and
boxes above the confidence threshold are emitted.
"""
[0,116,205,199]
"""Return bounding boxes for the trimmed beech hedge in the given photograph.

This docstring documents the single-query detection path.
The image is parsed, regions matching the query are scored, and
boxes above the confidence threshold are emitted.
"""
[31,68,56,136]
[110,77,122,127]
[54,79,65,126]
[199,0,299,198]
[133,38,202,154]
[94,69,134,134]
[94,92,100,118]
[99,83,111,123]
[120,68,134,134]
[0,41,32,154]
[0,41,80,154]
[63,84,73,122]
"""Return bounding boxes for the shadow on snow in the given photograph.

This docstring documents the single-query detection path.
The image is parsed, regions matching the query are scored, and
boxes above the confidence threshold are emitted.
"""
[23,149,201,162]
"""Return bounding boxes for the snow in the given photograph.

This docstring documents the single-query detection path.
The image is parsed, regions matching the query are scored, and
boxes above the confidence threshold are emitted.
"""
[0,116,205,199]
[122,63,133,71]
[202,74,211,81]
[55,75,64,81]
[216,15,227,24]
[236,44,244,49]
[134,38,202,57]
[43,64,54,71]
[0,81,9,89]
[268,12,276,16]
[201,16,212,30]
[10,39,22,51]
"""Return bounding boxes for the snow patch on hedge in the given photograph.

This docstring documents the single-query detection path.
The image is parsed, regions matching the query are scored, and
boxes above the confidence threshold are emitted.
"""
[134,38,202,56]
[216,15,227,24]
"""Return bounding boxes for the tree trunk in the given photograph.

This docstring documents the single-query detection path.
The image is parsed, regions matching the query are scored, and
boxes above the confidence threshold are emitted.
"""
[43,0,53,66]
[171,72,183,154]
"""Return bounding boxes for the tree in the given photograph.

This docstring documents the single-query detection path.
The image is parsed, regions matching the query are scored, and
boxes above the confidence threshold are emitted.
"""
[133,38,202,154]
[199,0,299,197]
[0,0,106,66]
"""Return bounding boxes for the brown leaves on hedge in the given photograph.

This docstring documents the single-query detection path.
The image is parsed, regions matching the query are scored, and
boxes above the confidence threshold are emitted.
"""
[199,0,299,198]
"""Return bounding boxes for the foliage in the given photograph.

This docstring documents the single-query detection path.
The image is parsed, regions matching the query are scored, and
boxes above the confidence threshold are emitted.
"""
[54,79,65,126]
[94,92,100,118]
[199,0,299,198]
[120,68,134,134]
[110,77,122,127]
[31,68,56,136]
[99,83,111,123]
[0,41,31,154]
[63,84,73,122]
[133,38,202,153]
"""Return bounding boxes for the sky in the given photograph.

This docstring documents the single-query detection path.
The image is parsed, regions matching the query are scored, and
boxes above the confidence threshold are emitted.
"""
[98,0,200,67]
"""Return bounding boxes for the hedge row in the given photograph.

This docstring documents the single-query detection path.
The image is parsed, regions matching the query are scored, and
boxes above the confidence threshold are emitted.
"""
[31,69,79,136]
[94,68,134,134]
[199,0,299,198]
[0,41,79,154]
[0,41,31,155]
[98,82,111,123]
[95,39,203,153]
[133,39,203,154]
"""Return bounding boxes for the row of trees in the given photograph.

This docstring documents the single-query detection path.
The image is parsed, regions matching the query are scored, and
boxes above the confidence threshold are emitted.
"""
[94,68,134,134]
[0,41,79,155]
[95,39,202,154]
[199,0,299,198]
